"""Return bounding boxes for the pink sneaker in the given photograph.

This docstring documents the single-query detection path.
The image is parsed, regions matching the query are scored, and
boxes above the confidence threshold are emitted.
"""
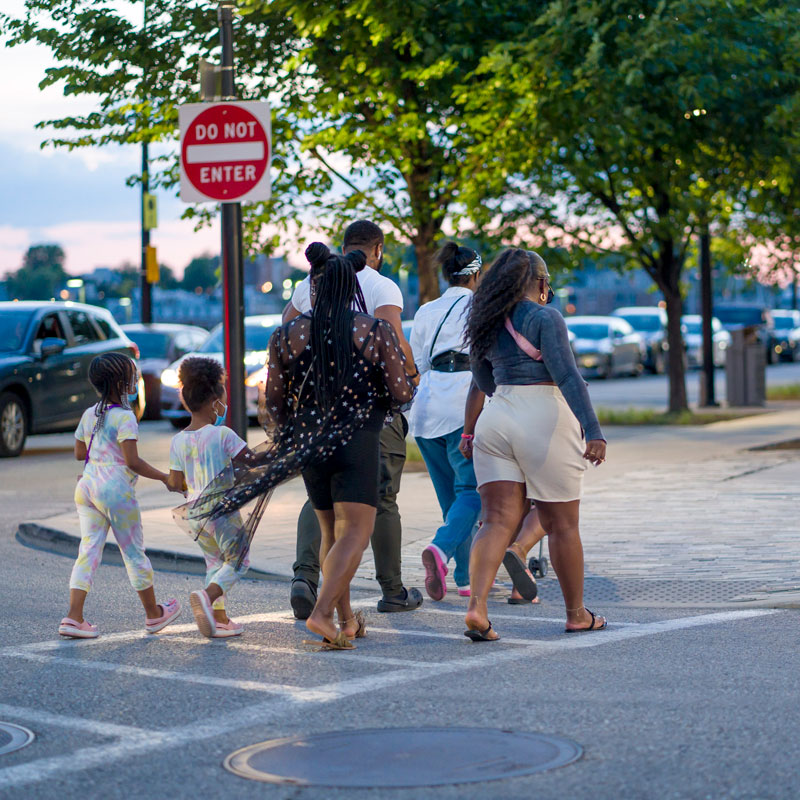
[190,590,216,638]
[421,544,448,601]
[58,617,99,639]
[212,619,244,638]
[457,586,471,597]
[145,598,182,634]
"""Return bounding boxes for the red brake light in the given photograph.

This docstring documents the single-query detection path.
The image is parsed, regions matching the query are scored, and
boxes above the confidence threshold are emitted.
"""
[129,343,140,359]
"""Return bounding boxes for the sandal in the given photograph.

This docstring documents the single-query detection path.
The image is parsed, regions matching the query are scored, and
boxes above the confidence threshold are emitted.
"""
[502,547,538,601]
[145,598,182,634]
[341,610,367,639]
[303,631,355,650]
[564,608,607,633]
[463,622,500,642]
[58,617,99,639]
[190,590,216,638]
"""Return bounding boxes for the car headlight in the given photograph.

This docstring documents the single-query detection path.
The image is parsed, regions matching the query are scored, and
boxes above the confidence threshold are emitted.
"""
[161,368,180,388]
[245,365,268,388]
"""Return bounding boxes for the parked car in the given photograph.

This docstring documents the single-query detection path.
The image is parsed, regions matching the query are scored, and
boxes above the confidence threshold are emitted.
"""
[159,314,283,428]
[565,316,643,378]
[769,310,800,362]
[611,306,668,373]
[713,304,775,364]
[681,315,730,368]
[0,301,141,457]
[122,323,208,419]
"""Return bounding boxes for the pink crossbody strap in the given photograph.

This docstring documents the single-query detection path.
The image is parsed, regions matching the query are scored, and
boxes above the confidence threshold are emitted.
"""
[504,318,543,361]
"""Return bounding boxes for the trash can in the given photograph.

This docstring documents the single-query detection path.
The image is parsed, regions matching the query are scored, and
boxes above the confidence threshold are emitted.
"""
[726,326,766,406]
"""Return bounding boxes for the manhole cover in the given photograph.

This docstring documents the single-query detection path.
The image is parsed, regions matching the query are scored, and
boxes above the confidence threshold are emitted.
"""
[0,723,34,756]
[224,727,581,787]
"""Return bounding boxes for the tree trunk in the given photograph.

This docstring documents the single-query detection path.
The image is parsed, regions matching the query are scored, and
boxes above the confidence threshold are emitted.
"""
[413,227,440,305]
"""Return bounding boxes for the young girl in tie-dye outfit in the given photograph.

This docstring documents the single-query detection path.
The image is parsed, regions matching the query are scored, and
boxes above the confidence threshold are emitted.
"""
[167,357,251,638]
[59,353,182,639]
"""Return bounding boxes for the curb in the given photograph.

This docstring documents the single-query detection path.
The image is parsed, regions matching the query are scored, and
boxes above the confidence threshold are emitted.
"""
[16,522,287,584]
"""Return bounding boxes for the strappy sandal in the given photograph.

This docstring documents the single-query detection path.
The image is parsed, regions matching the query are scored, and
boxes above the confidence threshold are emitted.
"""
[463,622,500,642]
[341,610,367,639]
[303,631,356,651]
[502,546,538,601]
[564,608,608,633]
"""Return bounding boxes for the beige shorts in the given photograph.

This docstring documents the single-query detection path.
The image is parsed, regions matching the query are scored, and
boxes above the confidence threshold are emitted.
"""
[473,384,587,502]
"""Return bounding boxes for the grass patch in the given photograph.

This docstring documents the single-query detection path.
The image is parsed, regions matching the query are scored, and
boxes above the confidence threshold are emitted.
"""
[596,407,758,426]
[766,383,800,401]
[406,437,425,462]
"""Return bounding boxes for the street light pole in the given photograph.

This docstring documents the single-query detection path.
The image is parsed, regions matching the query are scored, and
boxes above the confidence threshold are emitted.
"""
[218,1,247,438]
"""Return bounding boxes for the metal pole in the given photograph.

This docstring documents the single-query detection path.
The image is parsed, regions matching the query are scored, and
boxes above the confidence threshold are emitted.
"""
[700,225,717,406]
[141,140,152,323]
[140,0,152,324]
[218,1,247,437]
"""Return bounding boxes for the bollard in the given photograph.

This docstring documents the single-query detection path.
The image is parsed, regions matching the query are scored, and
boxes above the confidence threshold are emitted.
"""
[726,326,766,406]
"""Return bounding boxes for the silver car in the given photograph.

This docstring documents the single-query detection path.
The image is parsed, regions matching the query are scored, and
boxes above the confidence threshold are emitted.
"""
[566,316,644,378]
[681,315,730,368]
[159,314,283,428]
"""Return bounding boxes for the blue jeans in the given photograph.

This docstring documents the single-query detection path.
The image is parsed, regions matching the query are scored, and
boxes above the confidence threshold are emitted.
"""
[416,428,481,587]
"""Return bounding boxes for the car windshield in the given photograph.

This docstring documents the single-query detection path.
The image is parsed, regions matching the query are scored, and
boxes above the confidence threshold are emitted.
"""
[773,316,796,330]
[199,321,279,354]
[683,320,701,335]
[617,314,662,332]
[128,331,173,359]
[715,307,764,326]
[567,322,609,340]
[0,310,34,351]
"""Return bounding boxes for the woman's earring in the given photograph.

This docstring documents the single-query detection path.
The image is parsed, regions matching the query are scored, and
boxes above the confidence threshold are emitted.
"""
[540,292,548,303]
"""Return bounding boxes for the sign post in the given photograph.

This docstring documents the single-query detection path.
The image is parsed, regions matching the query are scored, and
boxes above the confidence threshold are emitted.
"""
[178,3,271,438]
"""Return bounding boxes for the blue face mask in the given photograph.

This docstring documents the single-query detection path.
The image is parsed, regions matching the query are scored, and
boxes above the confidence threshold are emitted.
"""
[127,389,139,404]
[213,402,227,427]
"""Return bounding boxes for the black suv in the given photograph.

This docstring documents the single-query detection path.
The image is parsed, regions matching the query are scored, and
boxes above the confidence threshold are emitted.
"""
[0,302,139,457]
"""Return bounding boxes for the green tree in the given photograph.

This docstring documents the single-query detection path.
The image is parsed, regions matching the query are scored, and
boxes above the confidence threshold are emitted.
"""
[5,243,67,300]
[463,0,800,411]
[182,254,219,292]
[3,0,522,304]
[159,264,180,290]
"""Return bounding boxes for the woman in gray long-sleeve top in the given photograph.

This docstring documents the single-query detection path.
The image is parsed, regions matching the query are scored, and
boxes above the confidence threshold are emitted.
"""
[461,248,607,641]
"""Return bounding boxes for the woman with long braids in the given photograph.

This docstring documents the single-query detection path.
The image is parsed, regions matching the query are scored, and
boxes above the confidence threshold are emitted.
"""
[462,248,607,641]
[61,352,182,638]
[183,243,415,649]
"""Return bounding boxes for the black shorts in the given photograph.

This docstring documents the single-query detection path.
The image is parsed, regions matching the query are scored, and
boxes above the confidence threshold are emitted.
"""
[301,425,381,510]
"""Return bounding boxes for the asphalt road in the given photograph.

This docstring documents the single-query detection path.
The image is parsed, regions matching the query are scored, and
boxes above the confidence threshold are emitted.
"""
[585,360,800,410]
[1,436,799,798]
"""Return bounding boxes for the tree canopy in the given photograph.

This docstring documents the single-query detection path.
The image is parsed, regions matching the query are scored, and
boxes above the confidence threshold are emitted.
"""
[5,244,67,300]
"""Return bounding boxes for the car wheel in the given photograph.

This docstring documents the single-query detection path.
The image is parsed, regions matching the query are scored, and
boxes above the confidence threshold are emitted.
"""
[651,350,665,374]
[0,392,28,458]
[599,356,612,379]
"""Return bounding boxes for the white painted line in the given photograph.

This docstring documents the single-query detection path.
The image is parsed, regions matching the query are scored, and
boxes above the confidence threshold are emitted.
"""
[4,651,306,699]
[0,704,146,738]
[0,609,779,791]
[185,142,264,163]
[166,635,429,668]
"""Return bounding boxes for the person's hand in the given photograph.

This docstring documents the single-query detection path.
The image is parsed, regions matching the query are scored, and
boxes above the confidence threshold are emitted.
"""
[583,439,606,467]
[459,436,474,460]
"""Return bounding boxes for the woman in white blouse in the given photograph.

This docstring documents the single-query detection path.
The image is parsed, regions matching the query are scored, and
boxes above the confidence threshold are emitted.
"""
[409,243,482,601]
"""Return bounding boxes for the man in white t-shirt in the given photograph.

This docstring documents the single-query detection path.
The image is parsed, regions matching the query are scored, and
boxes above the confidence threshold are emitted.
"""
[282,220,423,617]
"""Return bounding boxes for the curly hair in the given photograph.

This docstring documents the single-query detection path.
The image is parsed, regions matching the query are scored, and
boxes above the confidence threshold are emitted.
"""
[178,356,226,412]
[465,248,548,363]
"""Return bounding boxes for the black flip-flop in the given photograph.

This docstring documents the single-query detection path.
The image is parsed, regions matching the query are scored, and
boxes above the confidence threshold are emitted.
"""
[463,622,500,642]
[502,549,538,601]
[507,596,534,605]
[564,608,608,633]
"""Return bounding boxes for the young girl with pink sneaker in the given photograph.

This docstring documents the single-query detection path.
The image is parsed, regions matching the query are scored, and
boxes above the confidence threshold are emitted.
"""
[60,353,182,639]
[167,357,252,639]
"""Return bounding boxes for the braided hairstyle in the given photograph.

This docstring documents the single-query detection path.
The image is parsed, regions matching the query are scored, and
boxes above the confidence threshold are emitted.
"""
[465,248,548,363]
[437,241,480,287]
[88,352,137,431]
[305,242,367,410]
[178,357,225,411]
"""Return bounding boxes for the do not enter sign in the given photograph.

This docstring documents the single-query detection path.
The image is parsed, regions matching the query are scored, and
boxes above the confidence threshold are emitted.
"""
[179,101,271,204]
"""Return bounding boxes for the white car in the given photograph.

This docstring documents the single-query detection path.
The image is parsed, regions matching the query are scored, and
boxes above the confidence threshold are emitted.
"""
[566,315,644,378]
[159,314,283,428]
[681,315,730,368]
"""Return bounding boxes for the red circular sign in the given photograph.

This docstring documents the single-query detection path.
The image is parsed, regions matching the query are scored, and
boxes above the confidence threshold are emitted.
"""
[181,104,269,201]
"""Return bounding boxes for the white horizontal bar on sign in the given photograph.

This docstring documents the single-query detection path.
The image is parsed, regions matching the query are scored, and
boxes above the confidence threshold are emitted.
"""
[185,142,265,164]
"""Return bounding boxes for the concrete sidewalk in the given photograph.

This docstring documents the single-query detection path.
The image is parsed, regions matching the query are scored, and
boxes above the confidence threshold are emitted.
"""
[20,408,800,606]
